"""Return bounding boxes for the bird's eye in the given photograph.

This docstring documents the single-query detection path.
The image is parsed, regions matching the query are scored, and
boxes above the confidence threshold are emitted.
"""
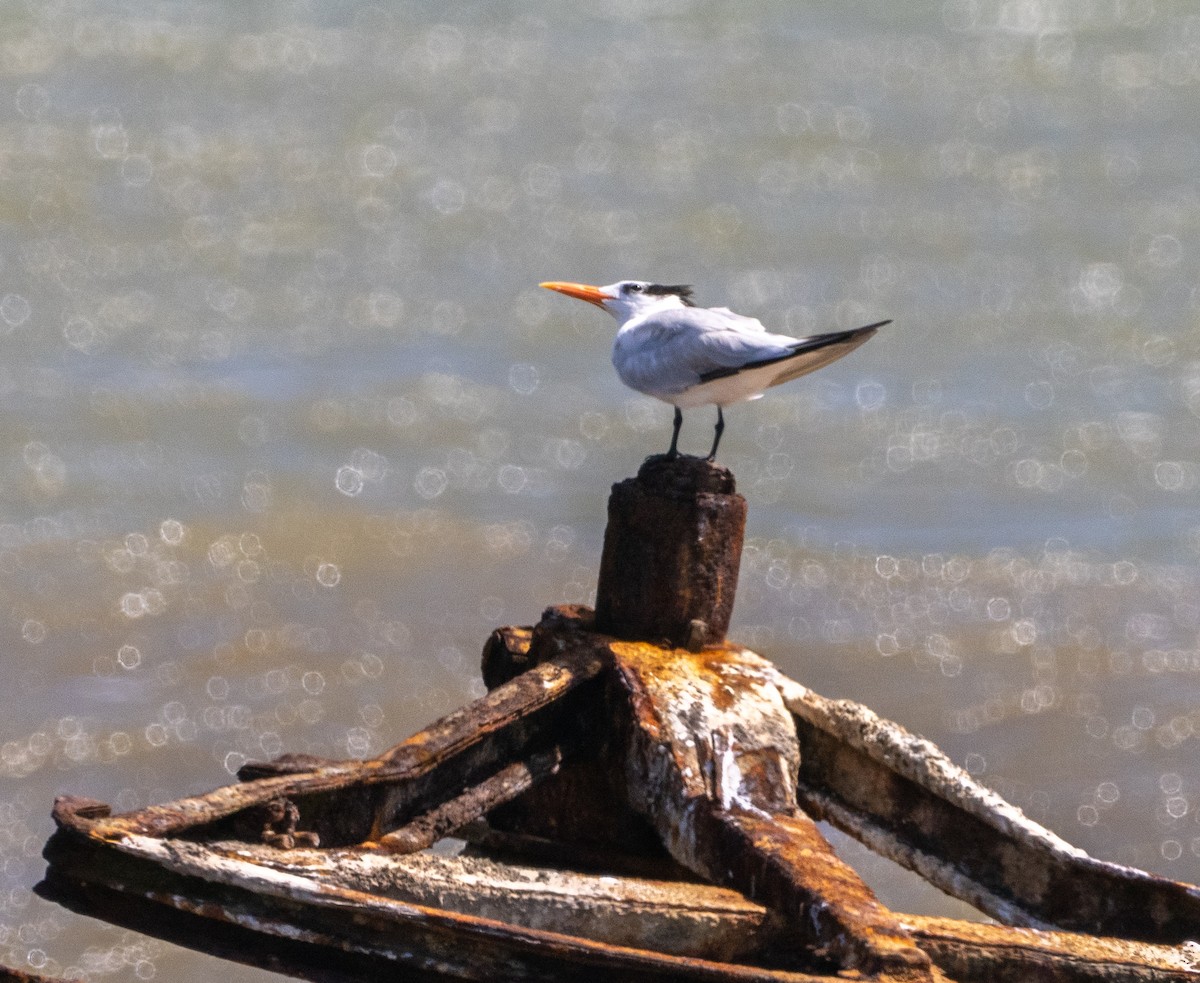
[626,283,642,293]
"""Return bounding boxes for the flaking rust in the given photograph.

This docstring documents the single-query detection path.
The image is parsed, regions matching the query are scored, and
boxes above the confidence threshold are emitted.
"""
[40,456,1200,982]
[595,455,746,648]
[604,633,930,977]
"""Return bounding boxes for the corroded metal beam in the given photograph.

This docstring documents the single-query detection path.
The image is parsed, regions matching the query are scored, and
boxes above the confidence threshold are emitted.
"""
[605,626,939,981]
[43,823,828,983]
[73,647,607,845]
[377,747,565,853]
[776,675,1200,943]
[907,916,1200,983]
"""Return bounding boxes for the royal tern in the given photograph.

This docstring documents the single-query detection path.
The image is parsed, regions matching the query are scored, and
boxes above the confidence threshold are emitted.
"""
[540,279,889,460]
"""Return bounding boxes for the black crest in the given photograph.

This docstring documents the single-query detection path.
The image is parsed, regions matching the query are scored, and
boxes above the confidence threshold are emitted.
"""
[644,283,696,307]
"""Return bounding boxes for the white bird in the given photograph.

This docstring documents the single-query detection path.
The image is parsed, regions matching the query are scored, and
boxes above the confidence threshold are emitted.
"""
[540,279,889,460]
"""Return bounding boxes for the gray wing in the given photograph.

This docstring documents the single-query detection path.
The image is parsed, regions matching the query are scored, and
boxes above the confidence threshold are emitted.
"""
[612,307,796,398]
[697,321,887,385]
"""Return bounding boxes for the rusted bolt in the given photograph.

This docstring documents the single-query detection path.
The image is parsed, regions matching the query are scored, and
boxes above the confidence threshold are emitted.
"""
[259,797,318,849]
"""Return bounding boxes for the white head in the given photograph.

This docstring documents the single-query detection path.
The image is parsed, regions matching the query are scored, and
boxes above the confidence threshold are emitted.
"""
[540,279,695,323]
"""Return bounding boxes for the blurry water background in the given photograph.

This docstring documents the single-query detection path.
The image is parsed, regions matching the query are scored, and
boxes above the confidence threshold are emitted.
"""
[1,0,1199,978]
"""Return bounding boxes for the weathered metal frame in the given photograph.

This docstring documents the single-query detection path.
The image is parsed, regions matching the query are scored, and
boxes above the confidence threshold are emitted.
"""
[39,459,1200,981]
[43,605,1200,982]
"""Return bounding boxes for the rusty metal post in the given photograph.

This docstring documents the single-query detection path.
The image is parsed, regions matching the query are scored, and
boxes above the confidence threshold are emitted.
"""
[594,455,747,649]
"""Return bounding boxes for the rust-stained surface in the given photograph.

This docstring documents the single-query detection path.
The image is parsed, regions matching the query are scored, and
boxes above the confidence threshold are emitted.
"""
[201,841,774,960]
[39,458,1200,982]
[44,814,829,983]
[906,917,1200,983]
[776,675,1200,943]
[701,810,938,981]
[594,454,746,648]
[602,628,938,982]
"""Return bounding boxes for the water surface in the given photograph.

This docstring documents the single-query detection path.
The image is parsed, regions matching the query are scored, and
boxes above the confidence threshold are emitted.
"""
[2,2,1199,978]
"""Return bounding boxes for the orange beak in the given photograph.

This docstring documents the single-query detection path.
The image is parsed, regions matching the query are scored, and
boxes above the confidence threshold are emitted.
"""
[539,281,610,308]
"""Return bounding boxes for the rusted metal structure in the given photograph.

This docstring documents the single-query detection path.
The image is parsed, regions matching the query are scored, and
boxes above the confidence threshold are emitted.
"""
[41,458,1200,981]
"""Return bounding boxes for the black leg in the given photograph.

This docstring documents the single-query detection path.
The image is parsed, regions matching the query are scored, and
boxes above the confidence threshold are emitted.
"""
[667,406,683,459]
[707,406,724,461]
